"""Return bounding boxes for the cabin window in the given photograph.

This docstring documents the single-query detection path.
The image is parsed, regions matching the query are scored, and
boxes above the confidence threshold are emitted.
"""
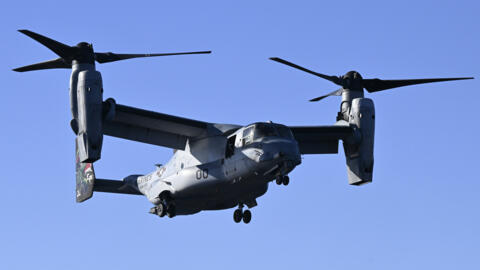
[225,135,236,158]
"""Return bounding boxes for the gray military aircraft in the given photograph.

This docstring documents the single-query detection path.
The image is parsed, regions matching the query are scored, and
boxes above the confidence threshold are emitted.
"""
[14,30,473,224]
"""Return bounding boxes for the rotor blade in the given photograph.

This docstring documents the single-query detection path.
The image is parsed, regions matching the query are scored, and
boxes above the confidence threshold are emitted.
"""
[18,29,74,59]
[270,57,342,85]
[94,51,212,64]
[12,57,71,72]
[363,77,474,92]
[309,88,344,102]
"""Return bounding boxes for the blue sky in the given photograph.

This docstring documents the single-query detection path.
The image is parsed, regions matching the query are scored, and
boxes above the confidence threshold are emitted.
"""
[1,1,479,269]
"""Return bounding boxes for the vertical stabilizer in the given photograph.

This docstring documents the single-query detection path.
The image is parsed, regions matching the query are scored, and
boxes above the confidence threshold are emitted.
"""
[76,141,96,202]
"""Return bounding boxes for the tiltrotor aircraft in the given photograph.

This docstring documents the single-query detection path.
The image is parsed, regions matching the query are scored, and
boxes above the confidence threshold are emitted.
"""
[14,30,473,224]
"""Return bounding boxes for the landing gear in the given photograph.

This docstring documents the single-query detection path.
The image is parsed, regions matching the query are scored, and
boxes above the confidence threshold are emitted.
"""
[150,193,176,218]
[233,205,252,224]
[156,203,166,217]
[149,203,168,217]
[276,175,289,186]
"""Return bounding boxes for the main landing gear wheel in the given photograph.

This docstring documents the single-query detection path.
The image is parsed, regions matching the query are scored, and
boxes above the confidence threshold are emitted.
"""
[149,205,166,217]
[156,203,166,217]
[151,199,176,218]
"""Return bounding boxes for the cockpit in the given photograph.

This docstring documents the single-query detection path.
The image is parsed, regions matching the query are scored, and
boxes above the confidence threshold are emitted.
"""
[225,122,295,158]
[241,123,294,146]
[225,123,298,158]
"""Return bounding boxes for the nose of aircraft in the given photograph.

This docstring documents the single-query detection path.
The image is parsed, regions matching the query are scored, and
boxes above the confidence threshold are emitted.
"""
[259,139,301,166]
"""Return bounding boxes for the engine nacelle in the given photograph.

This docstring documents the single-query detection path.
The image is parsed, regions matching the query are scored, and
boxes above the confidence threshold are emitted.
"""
[75,69,103,163]
[343,98,375,185]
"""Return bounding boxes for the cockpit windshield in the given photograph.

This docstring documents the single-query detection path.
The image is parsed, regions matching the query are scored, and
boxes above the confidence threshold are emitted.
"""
[253,123,278,140]
[242,123,294,141]
[275,125,294,140]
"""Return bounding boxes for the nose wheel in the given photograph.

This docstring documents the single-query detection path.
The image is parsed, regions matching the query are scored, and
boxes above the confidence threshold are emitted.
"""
[276,175,289,186]
[233,205,252,224]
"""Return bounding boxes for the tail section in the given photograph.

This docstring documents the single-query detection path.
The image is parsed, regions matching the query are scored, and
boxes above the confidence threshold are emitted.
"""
[76,141,143,202]
[13,30,209,203]
[76,141,95,202]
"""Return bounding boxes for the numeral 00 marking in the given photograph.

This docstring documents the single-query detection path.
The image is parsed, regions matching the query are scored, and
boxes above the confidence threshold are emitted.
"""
[196,169,209,180]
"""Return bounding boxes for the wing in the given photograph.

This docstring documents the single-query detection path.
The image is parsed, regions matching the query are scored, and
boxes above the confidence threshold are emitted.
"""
[289,124,355,154]
[103,101,238,150]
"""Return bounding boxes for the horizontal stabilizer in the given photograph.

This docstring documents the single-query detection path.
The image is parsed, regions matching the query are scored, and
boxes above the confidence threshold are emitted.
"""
[94,179,142,195]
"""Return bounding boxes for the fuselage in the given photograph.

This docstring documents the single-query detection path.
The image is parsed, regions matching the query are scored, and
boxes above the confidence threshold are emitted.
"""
[133,122,301,216]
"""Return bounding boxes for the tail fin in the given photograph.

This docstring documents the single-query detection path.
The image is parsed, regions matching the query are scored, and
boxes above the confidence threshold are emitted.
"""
[76,141,95,202]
